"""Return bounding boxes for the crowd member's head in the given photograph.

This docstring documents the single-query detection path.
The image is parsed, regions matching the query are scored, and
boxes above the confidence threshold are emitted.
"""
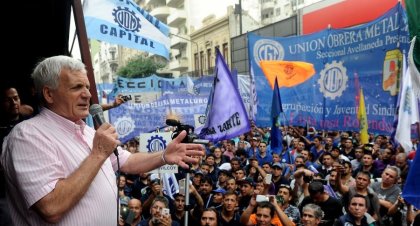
[1,84,21,120]
[277,184,293,205]
[381,165,400,187]
[294,156,305,166]
[262,162,272,174]
[193,170,205,188]
[308,181,327,204]
[321,153,333,168]
[238,177,254,197]
[256,201,275,226]
[230,157,242,172]
[348,194,368,222]
[354,147,364,160]
[128,198,143,223]
[200,176,214,196]
[201,163,210,175]
[225,177,237,192]
[212,188,226,206]
[272,163,283,177]
[222,191,238,213]
[200,208,219,226]
[301,204,323,226]
[150,196,169,224]
[173,193,185,213]
[362,153,374,167]
[234,168,246,180]
[355,171,371,190]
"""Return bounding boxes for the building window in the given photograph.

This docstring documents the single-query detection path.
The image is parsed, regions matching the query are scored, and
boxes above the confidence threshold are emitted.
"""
[207,48,212,70]
[194,53,199,75]
[222,43,229,65]
[200,51,205,75]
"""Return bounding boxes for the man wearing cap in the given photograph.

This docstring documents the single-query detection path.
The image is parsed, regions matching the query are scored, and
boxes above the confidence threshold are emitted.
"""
[271,163,289,194]
[216,170,231,189]
[247,137,261,158]
[210,188,226,209]
[237,177,255,212]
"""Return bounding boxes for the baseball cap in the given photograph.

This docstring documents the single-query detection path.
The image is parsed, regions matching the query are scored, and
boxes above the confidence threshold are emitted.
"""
[252,137,259,141]
[212,188,226,194]
[237,177,255,186]
[272,162,283,169]
[194,170,204,176]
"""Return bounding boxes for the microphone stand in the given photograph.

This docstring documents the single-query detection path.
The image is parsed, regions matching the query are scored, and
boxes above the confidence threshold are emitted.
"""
[184,170,190,226]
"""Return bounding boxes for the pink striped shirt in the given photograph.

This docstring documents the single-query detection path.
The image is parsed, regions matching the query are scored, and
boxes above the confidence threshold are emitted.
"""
[1,108,130,225]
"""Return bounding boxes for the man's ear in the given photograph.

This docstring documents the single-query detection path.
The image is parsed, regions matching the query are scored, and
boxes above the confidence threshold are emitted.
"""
[42,86,54,104]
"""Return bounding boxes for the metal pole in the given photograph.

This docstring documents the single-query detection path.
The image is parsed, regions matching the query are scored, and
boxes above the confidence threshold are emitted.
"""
[183,172,190,226]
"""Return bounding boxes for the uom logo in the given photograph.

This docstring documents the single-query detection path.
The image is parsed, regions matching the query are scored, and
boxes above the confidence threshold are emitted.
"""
[112,7,141,32]
[147,135,167,153]
[318,60,348,100]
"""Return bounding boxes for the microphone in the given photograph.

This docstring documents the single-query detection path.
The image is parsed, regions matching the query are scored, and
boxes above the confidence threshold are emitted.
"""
[89,104,119,156]
[89,104,106,129]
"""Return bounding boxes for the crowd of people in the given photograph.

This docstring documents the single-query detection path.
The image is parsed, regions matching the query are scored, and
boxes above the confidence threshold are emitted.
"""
[0,55,419,226]
[117,123,419,226]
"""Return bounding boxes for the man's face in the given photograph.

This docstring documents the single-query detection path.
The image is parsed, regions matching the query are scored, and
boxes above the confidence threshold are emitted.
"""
[226,178,237,192]
[322,155,333,167]
[272,167,282,177]
[297,142,305,151]
[240,183,253,196]
[201,165,210,174]
[355,174,370,189]
[382,149,392,160]
[344,139,353,148]
[218,173,228,183]
[362,155,373,166]
[262,164,272,174]
[214,148,222,158]
[174,195,185,211]
[46,68,91,122]
[329,171,337,185]
[1,88,20,117]
[235,170,245,180]
[230,161,240,171]
[256,207,272,226]
[150,201,166,218]
[301,150,309,161]
[206,157,215,166]
[325,138,333,146]
[222,194,237,212]
[200,182,213,195]
[348,197,367,219]
[259,143,267,154]
[277,187,291,204]
[212,192,224,204]
[301,209,320,226]
[201,210,218,226]
[396,157,407,168]
[354,149,364,159]
[381,168,397,185]
[295,158,304,166]
[128,199,142,220]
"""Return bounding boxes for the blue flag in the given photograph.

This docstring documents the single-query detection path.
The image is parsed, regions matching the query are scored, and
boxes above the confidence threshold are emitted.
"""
[270,77,283,155]
[402,147,420,209]
[84,0,170,59]
[199,49,250,142]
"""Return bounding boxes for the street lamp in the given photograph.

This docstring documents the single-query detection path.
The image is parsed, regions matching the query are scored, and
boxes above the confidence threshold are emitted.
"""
[170,33,201,76]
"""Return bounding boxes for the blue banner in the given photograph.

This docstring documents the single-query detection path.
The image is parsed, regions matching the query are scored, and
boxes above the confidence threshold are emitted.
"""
[248,3,410,135]
[108,75,215,143]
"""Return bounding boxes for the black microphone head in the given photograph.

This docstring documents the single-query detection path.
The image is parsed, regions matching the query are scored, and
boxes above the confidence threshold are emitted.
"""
[166,119,180,126]
[89,104,103,116]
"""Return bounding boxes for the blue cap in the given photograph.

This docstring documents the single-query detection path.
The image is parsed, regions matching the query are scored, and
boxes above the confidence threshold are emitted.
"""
[212,188,226,194]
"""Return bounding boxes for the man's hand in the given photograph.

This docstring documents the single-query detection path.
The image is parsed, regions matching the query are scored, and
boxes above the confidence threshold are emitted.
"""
[92,123,120,159]
[163,131,205,169]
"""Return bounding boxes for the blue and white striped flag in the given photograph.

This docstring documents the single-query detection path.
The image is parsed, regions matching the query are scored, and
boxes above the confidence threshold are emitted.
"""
[84,0,170,59]
[161,173,179,200]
